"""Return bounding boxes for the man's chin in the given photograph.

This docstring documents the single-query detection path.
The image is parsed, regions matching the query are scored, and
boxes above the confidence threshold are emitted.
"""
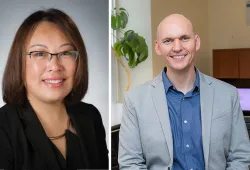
[167,64,190,72]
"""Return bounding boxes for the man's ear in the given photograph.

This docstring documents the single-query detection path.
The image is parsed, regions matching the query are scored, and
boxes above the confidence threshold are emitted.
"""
[155,40,162,56]
[195,35,200,51]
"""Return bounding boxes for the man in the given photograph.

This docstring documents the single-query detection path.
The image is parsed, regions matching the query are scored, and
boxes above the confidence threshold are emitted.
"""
[118,14,250,170]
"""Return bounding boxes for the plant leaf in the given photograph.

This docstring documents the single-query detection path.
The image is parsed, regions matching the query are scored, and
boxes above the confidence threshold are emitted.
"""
[116,15,121,30]
[136,35,147,53]
[125,30,139,49]
[111,8,149,68]
[120,11,128,29]
[138,52,147,63]
[113,41,120,50]
[113,42,123,57]
[128,49,135,68]
[111,15,116,30]
[119,8,126,11]
[121,41,129,58]
[124,30,133,38]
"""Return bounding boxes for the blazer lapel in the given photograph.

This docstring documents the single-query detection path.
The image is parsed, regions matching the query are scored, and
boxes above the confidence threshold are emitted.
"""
[151,74,173,162]
[67,103,95,168]
[18,102,60,169]
[199,72,213,169]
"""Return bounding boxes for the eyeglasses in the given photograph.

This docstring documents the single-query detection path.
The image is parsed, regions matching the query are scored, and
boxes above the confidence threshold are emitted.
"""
[25,51,79,65]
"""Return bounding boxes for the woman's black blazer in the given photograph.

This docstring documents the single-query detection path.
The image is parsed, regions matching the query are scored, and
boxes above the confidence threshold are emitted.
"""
[0,101,109,170]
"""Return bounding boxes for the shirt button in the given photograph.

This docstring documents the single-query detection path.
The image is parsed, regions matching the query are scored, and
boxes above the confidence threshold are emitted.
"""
[182,98,185,100]
[184,120,187,123]
[186,144,190,148]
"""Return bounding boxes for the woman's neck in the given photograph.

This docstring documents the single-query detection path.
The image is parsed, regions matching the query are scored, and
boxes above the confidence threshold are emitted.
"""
[28,97,68,123]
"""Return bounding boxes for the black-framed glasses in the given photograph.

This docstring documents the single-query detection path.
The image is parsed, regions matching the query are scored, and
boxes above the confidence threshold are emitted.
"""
[25,50,79,64]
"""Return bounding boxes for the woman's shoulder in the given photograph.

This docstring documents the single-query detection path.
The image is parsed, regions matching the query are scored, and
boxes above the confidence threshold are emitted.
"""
[0,104,17,134]
[0,104,19,127]
[68,102,100,114]
[72,101,98,109]
[68,102,102,122]
[0,103,16,112]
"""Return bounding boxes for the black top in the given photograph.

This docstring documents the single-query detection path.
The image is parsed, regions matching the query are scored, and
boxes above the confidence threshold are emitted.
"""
[50,129,85,169]
[0,101,109,170]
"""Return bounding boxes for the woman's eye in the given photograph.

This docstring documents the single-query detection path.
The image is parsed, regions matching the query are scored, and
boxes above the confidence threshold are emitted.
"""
[63,51,71,55]
[34,52,46,57]
[62,51,74,57]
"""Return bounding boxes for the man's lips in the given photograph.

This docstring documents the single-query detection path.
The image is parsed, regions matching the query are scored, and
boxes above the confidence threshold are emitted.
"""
[170,54,187,59]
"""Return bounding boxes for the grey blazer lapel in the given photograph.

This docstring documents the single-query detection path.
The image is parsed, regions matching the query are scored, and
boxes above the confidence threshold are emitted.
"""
[150,74,173,161]
[199,71,213,169]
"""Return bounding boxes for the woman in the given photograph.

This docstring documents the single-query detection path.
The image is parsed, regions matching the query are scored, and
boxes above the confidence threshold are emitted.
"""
[0,8,108,170]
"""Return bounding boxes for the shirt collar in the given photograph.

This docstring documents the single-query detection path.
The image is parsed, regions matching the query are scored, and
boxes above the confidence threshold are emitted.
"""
[162,67,200,92]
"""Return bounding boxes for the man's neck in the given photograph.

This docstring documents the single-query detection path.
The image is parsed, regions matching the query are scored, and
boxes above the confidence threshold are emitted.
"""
[166,66,196,94]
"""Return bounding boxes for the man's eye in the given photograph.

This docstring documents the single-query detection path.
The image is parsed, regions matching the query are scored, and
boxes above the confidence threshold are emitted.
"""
[163,39,172,44]
[182,36,190,41]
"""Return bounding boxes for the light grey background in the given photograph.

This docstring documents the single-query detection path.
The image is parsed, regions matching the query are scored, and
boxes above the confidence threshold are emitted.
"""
[0,0,109,147]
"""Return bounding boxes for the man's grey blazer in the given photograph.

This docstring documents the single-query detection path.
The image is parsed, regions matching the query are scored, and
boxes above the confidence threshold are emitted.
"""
[118,71,250,170]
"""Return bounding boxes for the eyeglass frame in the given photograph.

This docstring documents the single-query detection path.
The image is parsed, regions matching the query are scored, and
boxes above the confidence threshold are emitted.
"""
[25,50,79,62]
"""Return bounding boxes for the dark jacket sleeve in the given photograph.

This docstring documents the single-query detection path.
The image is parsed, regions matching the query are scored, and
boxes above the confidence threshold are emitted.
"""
[0,128,14,170]
[91,104,109,169]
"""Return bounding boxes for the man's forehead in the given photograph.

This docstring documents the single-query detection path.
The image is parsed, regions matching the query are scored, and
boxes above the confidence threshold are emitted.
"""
[156,14,194,39]
[157,23,194,39]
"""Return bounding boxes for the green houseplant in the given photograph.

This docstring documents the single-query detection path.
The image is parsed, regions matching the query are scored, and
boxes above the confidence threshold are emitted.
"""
[111,7,148,91]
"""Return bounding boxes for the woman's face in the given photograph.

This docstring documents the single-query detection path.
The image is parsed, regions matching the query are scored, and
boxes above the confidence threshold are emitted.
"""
[25,21,77,104]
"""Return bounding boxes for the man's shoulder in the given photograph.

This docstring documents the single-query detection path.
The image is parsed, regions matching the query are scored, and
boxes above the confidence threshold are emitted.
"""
[125,75,160,99]
[199,72,237,93]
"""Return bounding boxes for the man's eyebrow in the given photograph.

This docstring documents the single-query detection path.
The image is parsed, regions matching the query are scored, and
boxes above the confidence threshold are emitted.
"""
[180,35,191,38]
[161,34,191,41]
[161,37,173,41]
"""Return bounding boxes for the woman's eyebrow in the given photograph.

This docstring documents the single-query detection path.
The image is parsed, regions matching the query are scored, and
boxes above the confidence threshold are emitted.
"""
[29,43,74,49]
[29,44,48,49]
[60,42,74,48]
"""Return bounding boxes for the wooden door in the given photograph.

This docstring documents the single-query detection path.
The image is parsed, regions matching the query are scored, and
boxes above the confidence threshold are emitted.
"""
[239,50,250,78]
[213,50,239,78]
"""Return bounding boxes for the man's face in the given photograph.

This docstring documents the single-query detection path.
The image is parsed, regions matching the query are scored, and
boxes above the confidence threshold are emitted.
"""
[155,18,200,72]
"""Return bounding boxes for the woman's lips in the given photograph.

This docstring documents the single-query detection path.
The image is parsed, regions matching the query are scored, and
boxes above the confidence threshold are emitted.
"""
[42,79,65,88]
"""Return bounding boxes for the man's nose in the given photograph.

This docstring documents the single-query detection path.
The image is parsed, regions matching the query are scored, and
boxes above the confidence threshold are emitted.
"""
[172,40,182,52]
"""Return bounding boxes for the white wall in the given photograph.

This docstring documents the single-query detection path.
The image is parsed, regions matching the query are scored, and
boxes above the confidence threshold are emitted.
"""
[0,0,109,146]
[111,0,153,126]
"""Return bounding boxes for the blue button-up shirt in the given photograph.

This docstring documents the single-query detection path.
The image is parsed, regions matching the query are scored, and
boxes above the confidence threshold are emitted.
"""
[162,67,205,170]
